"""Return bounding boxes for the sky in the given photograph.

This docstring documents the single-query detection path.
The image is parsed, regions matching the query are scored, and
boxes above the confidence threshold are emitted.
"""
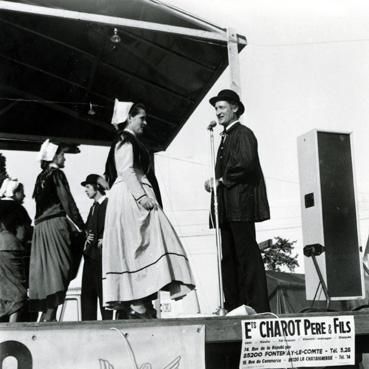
[158,0,369,271]
[3,0,369,314]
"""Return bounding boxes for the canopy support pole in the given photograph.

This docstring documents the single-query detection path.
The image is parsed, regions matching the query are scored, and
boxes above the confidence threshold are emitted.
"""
[227,28,243,95]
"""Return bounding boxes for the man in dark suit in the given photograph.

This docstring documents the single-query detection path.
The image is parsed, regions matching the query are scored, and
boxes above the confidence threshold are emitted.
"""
[205,89,271,313]
[81,174,112,320]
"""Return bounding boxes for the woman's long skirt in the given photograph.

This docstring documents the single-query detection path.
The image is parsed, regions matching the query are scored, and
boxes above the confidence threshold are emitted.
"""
[29,216,72,312]
[0,250,26,317]
[102,180,195,308]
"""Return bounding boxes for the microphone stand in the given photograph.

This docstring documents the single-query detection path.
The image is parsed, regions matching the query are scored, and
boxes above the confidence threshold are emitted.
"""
[208,125,226,316]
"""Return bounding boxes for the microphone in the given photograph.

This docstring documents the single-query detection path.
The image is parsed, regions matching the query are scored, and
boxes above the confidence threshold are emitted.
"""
[207,120,217,130]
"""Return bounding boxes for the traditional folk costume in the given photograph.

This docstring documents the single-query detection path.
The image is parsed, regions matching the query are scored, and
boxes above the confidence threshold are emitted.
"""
[0,231,26,319]
[0,178,33,288]
[102,101,195,308]
[210,90,270,313]
[29,141,84,312]
[0,178,32,228]
[0,199,27,319]
[81,175,112,320]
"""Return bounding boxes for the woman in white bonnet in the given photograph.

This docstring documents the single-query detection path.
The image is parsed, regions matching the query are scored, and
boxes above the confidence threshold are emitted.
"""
[29,140,84,321]
[103,100,195,318]
[0,178,32,242]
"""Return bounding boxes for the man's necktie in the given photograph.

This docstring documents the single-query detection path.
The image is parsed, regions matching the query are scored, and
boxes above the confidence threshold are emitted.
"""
[220,129,227,148]
[91,202,98,216]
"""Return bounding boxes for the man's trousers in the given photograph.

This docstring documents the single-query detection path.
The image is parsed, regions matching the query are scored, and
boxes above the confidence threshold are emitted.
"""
[220,221,270,313]
[81,255,112,321]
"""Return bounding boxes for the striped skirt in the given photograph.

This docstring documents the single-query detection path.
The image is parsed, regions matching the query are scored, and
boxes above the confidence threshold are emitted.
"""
[102,179,195,308]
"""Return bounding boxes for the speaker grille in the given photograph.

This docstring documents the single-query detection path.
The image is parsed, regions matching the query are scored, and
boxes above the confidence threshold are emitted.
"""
[318,132,361,297]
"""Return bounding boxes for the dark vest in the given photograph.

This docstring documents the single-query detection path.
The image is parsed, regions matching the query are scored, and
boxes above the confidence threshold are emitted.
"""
[104,131,163,207]
[84,197,108,260]
[105,131,151,187]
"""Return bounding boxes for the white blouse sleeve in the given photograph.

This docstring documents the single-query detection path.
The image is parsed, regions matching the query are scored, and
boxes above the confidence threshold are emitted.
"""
[115,141,147,201]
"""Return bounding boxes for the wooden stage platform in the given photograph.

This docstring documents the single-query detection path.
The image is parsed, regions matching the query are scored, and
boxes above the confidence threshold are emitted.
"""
[1,311,369,368]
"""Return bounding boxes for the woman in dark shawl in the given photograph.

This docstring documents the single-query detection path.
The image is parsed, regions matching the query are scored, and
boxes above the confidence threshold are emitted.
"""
[29,140,84,321]
[0,200,27,322]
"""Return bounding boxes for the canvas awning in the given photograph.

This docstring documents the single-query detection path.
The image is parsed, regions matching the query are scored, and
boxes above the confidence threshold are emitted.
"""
[0,0,246,152]
[266,271,354,314]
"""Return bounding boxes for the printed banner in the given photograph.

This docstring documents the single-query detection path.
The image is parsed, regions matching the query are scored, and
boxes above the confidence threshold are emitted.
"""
[0,323,205,369]
[240,316,355,368]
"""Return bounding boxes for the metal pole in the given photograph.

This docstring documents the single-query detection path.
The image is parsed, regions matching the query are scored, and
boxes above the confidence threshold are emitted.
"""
[311,254,330,310]
[227,28,243,95]
[208,126,226,316]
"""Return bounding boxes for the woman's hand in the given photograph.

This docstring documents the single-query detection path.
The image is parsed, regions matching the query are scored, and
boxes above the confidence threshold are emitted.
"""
[138,196,157,210]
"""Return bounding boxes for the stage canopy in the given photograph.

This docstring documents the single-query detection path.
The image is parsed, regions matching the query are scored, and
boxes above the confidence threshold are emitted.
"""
[0,0,246,152]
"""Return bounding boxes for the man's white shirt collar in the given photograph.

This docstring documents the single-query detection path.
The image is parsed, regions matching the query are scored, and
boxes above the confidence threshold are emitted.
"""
[225,120,240,132]
[96,195,106,205]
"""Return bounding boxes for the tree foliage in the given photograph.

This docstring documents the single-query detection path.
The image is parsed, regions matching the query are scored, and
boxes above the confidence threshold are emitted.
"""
[261,236,299,272]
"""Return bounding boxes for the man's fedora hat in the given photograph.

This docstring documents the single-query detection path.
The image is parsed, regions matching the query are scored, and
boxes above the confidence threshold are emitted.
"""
[81,174,101,187]
[209,89,245,116]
